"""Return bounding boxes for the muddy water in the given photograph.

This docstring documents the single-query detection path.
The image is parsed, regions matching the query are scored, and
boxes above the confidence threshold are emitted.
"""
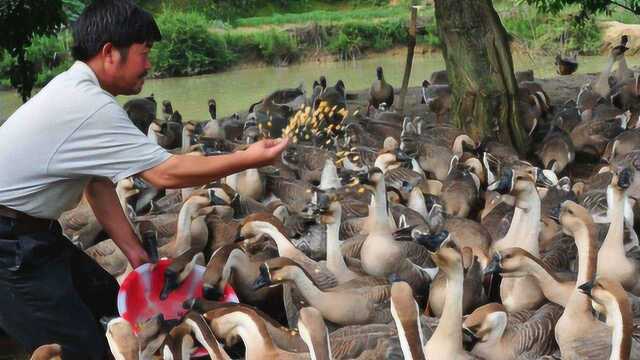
[1,53,638,121]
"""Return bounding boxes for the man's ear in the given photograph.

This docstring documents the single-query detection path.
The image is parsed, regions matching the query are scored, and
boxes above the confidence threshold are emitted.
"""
[101,42,123,66]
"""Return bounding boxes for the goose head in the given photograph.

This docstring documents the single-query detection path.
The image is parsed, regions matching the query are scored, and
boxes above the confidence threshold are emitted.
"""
[430,245,464,277]
[30,344,62,360]
[208,98,217,120]
[414,226,451,253]
[610,165,634,191]
[201,245,242,301]
[252,258,303,290]
[557,200,593,237]
[376,66,384,81]
[239,212,289,242]
[487,163,557,195]
[462,303,508,351]
[162,100,173,116]
[579,277,632,321]
[483,247,544,278]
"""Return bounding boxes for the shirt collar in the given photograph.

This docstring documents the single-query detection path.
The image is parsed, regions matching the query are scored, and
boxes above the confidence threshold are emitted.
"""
[70,60,101,87]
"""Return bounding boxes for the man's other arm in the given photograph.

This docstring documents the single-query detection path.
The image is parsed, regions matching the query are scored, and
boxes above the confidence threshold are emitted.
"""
[84,177,149,268]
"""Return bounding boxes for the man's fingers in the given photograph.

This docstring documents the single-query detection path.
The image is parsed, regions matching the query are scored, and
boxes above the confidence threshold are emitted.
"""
[263,137,289,148]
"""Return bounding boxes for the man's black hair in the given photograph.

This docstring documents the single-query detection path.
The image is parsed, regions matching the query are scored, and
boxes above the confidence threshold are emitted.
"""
[71,0,162,61]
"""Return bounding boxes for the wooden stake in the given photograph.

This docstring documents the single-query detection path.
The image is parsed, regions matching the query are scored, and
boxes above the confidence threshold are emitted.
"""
[398,6,418,115]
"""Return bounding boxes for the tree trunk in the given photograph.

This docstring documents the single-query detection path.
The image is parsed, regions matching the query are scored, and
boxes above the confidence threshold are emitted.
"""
[434,0,528,154]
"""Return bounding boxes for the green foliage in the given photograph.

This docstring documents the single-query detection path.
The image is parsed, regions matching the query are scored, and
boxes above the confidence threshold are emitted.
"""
[235,6,409,27]
[0,0,67,101]
[150,11,232,77]
[326,19,408,60]
[254,30,300,65]
[519,0,640,16]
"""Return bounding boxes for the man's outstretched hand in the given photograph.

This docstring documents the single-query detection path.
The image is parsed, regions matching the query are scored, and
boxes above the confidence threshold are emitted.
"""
[243,137,289,168]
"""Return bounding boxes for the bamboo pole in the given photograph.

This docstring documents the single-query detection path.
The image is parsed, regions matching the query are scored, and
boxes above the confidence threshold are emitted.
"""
[398,6,418,115]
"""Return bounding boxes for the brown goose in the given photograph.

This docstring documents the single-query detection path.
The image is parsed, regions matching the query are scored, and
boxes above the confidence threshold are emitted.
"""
[369,66,394,111]
[579,278,634,360]
[204,303,332,360]
[556,54,579,76]
[252,260,392,326]
[597,167,640,295]
[555,200,640,359]
[463,302,562,359]
[424,246,479,359]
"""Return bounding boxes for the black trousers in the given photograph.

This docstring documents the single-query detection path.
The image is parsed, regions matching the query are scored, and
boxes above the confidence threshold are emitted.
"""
[0,216,119,359]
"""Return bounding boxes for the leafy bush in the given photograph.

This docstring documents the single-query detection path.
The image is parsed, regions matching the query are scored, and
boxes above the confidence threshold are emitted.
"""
[254,30,300,65]
[150,11,232,77]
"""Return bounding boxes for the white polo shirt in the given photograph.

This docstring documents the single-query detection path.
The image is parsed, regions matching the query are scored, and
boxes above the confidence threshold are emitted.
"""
[0,61,171,219]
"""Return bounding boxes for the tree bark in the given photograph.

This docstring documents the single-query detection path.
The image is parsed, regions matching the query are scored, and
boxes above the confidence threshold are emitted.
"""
[435,0,528,154]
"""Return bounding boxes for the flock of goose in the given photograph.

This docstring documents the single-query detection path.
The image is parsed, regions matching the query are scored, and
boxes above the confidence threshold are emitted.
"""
[29,35,640,359]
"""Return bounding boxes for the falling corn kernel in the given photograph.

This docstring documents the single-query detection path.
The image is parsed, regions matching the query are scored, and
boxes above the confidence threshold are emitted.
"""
[357,187,365,193]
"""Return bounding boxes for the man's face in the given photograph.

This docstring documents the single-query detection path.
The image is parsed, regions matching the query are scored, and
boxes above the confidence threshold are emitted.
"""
[110,43,152,96]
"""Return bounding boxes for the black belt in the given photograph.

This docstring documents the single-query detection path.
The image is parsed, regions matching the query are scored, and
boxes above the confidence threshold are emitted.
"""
[0,205,56,235]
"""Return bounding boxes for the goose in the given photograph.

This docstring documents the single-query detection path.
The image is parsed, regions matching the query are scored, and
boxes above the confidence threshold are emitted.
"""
[105,315,168,360]
[487,161,557,311]
[203,304,332,360]
[319,80,346,110]
[603,129,640,162]
[59,195,102,250]
[430,69,449,85]
[162,99,173,121]
[239,212,339,290]
[536,125,575,174]
[593,42,625,98]
[185,299,309,353]
[30,344,62,360]
[554,200,640,359]
[428,246,486,317]
[357,169,435,294]
[389,281,427,359]
[201,245,287,324]
[420,80,451,123]
[252,260,393,326]
[570,113,628,157]
[369,66,394,112]
[162,311,230,360]
[596,166,640,295]
[424,246,479,359]
[484,247,574,307]
[462,302,563,360]
[225,165,265,201]
[579,278,633,360]
[440,164,480,218]
[556,54,579,76]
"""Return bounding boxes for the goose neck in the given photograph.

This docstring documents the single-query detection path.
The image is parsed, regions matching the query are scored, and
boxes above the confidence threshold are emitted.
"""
[432,269,464,350]
[609,298,632,360]
[602,186,627,258]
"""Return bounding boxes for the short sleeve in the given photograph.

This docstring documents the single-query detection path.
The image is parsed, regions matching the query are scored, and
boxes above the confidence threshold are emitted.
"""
[48,102,171,183]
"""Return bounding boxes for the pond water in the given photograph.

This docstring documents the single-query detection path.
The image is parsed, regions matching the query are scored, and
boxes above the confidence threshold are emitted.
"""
[1,52,638,121]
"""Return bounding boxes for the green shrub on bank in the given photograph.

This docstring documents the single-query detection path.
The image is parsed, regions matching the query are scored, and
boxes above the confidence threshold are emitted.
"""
[150,11,232,77]
[326,19,409,60]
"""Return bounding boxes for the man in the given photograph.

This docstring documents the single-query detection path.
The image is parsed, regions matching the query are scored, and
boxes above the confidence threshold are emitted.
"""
[0,1,288,358]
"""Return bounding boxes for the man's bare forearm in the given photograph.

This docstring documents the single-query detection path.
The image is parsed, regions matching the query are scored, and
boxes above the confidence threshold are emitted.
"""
[141,151,254,189]
[84,177,148,268]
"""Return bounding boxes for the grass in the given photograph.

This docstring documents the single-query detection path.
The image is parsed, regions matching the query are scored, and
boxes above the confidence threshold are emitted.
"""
[233,6,412,27]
